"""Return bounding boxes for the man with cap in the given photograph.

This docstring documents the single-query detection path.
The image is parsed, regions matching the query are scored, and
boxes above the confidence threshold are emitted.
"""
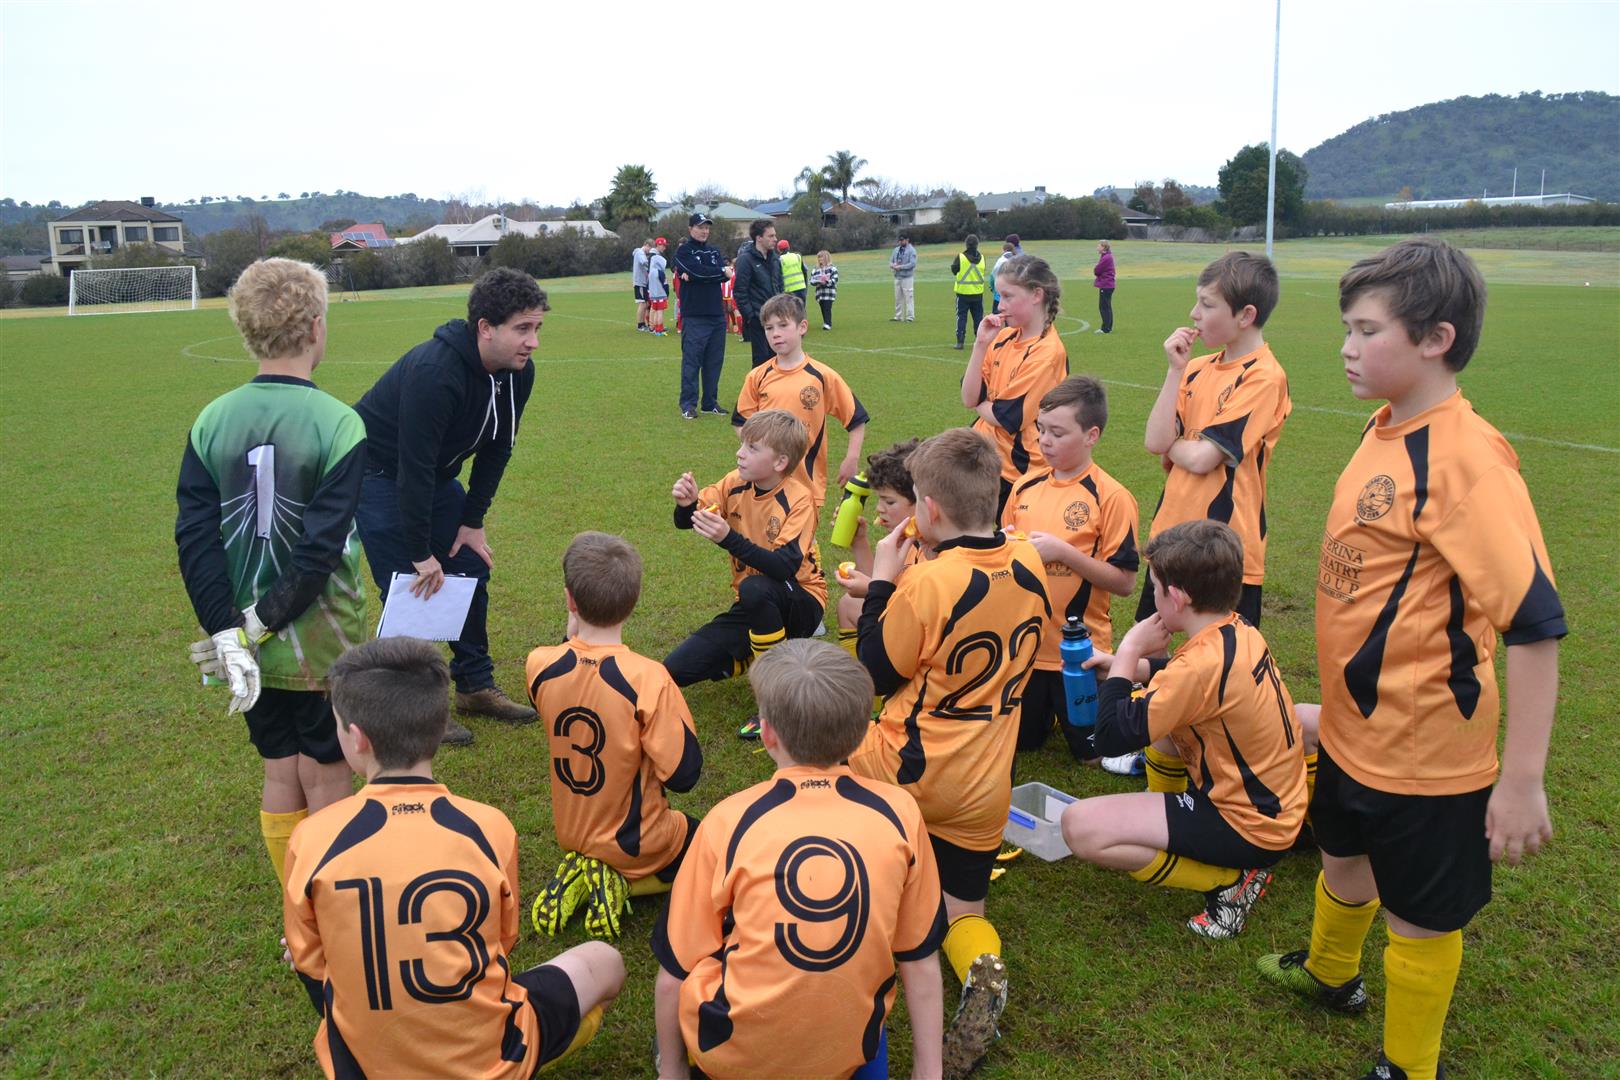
[734,217,784,368]
[777,238,809,311]
[889,233,917,321]
[673,212,733,419]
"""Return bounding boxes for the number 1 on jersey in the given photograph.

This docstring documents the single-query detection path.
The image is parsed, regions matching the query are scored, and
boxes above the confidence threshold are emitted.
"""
[247,444,275,540]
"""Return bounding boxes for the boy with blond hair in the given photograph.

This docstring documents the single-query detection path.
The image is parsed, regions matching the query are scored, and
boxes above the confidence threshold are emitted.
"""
[1258,238,1565,1080]
[653,639,946,1080]
[1142,251,1290,628]
[732,292,869,514]
[1003,375,1139,760]
[525,532,704,936]
[285,637,625,1079]
[852,427,1051,1079]
[665,409,828,738]
[176,257,366,886]
[1059,520,1305,940]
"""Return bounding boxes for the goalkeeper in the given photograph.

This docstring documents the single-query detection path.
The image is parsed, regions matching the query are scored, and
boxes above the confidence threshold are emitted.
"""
[175,257,368,886]
[525,532,704,939]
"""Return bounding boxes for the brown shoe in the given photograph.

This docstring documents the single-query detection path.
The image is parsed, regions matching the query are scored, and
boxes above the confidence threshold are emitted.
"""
[441,718,475,747]
[455,686,537,725]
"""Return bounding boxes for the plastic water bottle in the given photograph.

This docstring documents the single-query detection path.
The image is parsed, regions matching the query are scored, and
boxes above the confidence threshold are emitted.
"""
[1060,616,1098,732]
[829,472,873,548]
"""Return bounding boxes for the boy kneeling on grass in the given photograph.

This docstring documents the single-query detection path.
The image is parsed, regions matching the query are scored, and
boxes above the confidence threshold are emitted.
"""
[283,637,625,1079]
[1060,519,1307,940]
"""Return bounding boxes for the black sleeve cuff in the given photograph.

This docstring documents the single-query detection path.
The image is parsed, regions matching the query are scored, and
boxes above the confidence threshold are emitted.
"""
[649,902,690,981]
[895,898,948,961]
[674,504,695,529]
[666,728,703,793]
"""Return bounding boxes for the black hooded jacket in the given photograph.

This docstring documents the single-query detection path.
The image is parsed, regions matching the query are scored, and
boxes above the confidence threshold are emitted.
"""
[354,319,534,562]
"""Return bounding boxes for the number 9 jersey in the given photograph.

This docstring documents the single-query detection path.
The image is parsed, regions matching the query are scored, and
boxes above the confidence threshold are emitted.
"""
[283,778,542,1080]
[652,765,947,1080]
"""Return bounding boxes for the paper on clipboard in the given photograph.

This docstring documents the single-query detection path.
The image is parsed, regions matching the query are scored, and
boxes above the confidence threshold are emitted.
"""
[377,572,477,641]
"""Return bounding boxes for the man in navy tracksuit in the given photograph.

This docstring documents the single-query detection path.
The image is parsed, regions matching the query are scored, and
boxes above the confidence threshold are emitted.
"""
[352,267,545,744]
[673,212,732,420]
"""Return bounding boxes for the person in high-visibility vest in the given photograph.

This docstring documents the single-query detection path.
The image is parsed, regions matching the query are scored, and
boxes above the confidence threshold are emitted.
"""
[777,239,809,307]
[950,233,989,349]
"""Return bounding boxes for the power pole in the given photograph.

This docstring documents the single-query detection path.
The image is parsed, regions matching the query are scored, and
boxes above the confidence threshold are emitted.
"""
[1265,0,1281,258]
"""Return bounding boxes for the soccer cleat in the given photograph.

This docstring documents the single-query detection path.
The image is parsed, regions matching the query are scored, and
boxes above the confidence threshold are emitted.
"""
[1357,1053,1445,1079]
[681,408,697,421]
[737,715,762,740]
[581,857,630,939]
[823,323,832,330]
[1256,949,1370,1014]
[943,953,1008,1080]
[456,687,537,724]
[652,329,667,337]
[702,405,729,416]
[531,852,591,936]
[1187,868,1272,939]
[1100,751,1145,776]
[440,718,475,747]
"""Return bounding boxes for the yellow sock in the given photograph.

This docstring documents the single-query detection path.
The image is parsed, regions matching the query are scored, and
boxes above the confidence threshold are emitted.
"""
[1144,746,1188,793]
[749,627,786,664]
[942,914,1002,985]
[539,1004,604,1073]
[1304,752,1319,805]
[1382,928,1461,1080]
[628,875,673,898]
[260,808,308,886]
[1303,872,1380,986]
[836,627,858,658]
[1129,850,1239,893]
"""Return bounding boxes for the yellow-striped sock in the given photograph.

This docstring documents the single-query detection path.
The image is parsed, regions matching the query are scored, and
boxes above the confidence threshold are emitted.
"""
[942,914,1002,985]
[1383,928,1462,1080]
[749,627,786,664]
[1129,850,1239,893]
[1305,872,1379,987]
[1144,746,1188,793]
[260,808,308,886]
[1304,752,1319,806]
[628,875,673,898]
[539,1004,604,1073]
[836,627,858,658]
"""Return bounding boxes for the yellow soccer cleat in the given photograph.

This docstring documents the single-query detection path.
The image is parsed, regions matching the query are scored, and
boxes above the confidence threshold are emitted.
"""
[531,851,591,936]
[581,857,630,940]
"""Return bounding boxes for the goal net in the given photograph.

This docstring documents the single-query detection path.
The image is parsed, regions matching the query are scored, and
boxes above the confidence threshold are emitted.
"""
[68,265,198,316]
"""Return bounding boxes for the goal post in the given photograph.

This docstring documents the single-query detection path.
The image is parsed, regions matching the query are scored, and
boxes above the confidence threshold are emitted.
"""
[68,265,199,316]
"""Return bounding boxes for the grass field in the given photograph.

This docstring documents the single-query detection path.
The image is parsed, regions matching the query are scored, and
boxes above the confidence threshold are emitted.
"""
[2,236,1617,1079]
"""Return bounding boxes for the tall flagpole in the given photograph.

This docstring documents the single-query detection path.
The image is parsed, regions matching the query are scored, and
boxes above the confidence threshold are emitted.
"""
[1265,0,1281,257]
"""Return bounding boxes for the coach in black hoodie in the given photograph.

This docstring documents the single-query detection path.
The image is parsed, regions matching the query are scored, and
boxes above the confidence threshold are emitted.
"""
[353,268,545,743]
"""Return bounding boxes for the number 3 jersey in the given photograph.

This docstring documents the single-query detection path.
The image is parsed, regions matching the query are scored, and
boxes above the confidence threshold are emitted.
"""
[283,779,540,1080]
[524,640,703,879]
[176,375,367,689]
[651,765,947,1080]
[853,534,1052,852]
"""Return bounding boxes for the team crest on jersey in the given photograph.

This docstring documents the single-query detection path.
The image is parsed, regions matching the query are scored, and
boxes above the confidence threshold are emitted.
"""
[766,515,783,542]
[799,385,821,410]
[1216,383,1235,413]
[1356,475,1396,522]
[1063,500,1090,530]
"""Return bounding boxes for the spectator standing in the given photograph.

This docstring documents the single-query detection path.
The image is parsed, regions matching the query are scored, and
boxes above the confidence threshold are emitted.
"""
[1093,239,1116,334]
[673,212,733,419]
[950,233,989,349]
[810,249,839,330]
[632,238,653,331]
[646,237,670,336]
[778,239,809,309]
[890,234,917,321]
[735,218,784,368]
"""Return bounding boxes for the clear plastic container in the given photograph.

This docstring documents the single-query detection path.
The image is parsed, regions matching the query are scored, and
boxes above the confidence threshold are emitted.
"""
[1003,782,1077,861]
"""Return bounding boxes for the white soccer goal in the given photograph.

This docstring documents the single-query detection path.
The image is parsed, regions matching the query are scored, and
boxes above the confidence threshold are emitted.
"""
[68,265,199,316]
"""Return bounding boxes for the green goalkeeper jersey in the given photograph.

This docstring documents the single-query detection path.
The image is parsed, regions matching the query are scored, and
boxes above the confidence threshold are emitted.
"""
[176,375,368,691]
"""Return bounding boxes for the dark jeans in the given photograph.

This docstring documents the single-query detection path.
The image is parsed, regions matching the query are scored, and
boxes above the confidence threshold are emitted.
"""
[1098,287,1114,333]
[742,317,774,367]
[680,315,727,411]
[955,293,984,343]
[818,298,834,327]
[355,471,493,692]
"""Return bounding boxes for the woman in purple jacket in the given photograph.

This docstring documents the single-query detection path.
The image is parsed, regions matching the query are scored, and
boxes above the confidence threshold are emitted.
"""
[1092,239,1116,334]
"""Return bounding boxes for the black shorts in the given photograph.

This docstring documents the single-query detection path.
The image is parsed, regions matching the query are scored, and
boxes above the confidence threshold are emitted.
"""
[243,688,343,764]
[1163,787,1287,870]
[634,285,649,301]
[1311,748,1492,932]
[929,833,999,903]
[1015,669,1095,760]
[1136,580,1262,628]
[654,811,702,884]
[513,962,583,1068]
[662,578,824,687]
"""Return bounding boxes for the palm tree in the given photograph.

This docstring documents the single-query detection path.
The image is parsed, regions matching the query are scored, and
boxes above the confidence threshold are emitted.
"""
[821,151,869,205]
[606,164,658,226]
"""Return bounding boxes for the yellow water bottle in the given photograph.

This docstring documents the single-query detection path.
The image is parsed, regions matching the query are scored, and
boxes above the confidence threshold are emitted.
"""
[829,472,872,548]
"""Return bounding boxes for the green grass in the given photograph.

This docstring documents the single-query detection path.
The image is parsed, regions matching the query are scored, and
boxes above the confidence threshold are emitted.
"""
[3,237,1617,1079]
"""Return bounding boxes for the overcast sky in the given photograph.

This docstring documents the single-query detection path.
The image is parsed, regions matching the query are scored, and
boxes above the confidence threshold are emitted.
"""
[4,0,1617,208]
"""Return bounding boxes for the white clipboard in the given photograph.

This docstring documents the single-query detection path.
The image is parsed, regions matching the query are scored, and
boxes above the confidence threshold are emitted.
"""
[376,573,477,641]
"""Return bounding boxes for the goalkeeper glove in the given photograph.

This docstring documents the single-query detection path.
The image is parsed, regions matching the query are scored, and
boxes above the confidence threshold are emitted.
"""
[582,857,630,940]
[193,606,270,714]
[531,852,592,936]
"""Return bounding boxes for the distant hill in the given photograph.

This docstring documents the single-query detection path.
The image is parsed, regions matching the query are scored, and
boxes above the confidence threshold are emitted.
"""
[1303,91,1620,202]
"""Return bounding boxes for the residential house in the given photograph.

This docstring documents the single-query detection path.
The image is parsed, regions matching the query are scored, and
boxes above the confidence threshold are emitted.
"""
[974,187,1052,218]
[751,196,888,227]
[396,214,616,258]
[3,254,49,283]
[885,196,949,227]
[330,223,394,250]
[47,198,186,277]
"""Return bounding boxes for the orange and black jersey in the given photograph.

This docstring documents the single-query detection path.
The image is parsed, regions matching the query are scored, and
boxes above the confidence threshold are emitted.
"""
[283,779,540,1080]
[1004,462,1140,661]
[1148,344,1291,584]
[651,765,946,1080]
[525,640,701,879]
[731,356,869,507]
[1095,614,1306,851]
[972,326,1069,484]
[676,470,828,609]
[1316,391,1566,796]
[853,534,1051,851]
